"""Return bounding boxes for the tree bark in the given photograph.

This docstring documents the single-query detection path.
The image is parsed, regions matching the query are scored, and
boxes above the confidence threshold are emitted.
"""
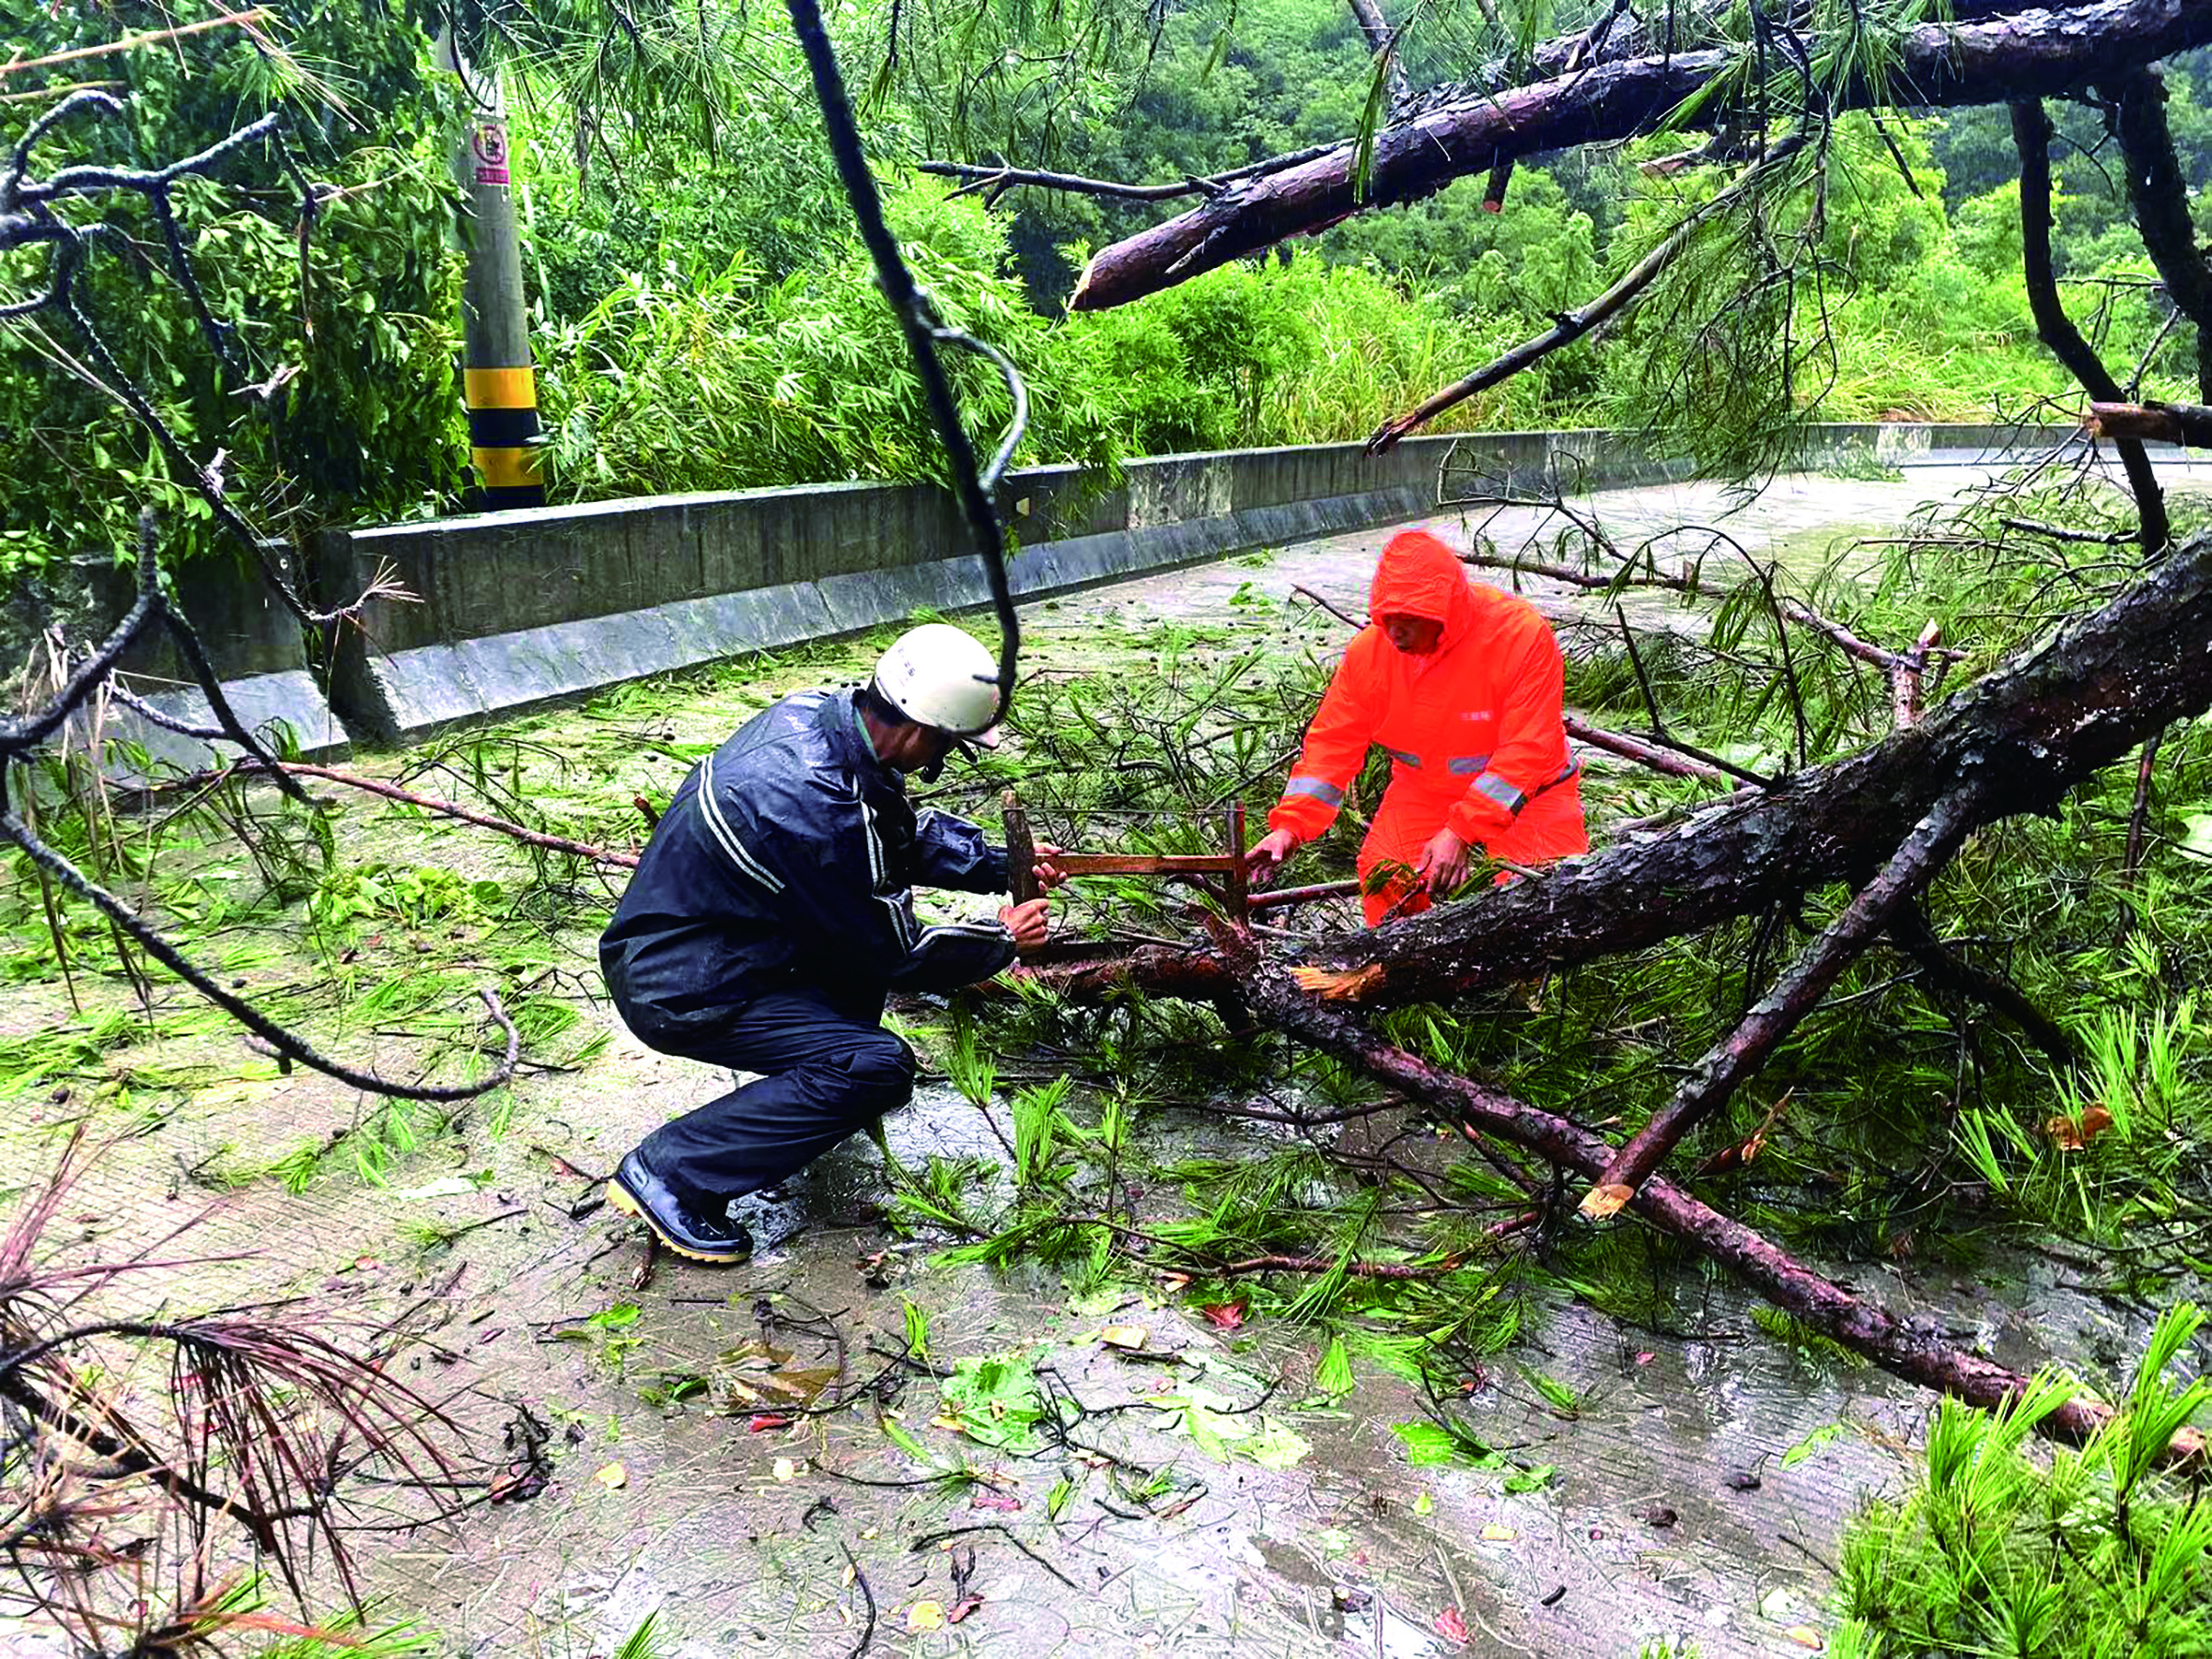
[1517,0,2116,81]
[1585,793,1981,1207]
[1071,0,2212,311]
[2012,99,2170,555]
[2102,68,2212,401]
[2089,399,2212,447]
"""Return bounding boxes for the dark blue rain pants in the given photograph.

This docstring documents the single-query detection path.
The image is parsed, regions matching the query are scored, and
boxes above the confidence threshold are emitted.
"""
[629,985,916,1206]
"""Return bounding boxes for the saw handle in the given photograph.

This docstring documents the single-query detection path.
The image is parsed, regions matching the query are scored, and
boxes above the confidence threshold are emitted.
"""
[1002,791,1040,906]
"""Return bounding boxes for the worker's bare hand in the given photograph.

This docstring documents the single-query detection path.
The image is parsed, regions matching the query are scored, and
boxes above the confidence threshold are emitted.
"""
[1414,828,1470,898]
[1246,828,1299,888]
[999,897,1053,956]
[1032,841,1066,891]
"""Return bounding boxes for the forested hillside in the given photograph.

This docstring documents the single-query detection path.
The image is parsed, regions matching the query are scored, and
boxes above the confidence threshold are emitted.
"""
[4,0,2207,573]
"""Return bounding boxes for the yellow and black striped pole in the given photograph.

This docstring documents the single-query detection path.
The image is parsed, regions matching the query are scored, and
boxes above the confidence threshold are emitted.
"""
[464,363,540,509]
[436,27,543,511]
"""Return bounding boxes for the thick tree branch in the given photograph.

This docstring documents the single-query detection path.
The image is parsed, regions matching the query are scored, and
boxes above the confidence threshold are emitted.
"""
[2088,399,2212,447]
[1585,792,1981,1208]
[2102,68,2212,401]
[1072,0,2212,310]
[2012,98,2170,556]
[1218,926,2194,1459]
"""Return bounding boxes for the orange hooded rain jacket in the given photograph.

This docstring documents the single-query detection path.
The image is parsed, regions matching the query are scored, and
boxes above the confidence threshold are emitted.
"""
[1268,529,1588,925]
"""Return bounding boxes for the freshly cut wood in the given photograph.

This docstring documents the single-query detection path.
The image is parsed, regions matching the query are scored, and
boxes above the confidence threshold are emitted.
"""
[2088,400,2212,447]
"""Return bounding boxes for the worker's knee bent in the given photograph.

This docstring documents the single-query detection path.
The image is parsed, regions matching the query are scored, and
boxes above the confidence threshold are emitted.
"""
[845,1029,917,1116]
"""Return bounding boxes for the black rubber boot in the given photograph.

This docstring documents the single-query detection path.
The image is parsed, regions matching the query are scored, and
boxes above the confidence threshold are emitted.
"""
[606,1151,754,1264]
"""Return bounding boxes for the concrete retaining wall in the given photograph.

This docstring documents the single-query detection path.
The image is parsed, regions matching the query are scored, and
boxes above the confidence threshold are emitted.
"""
[74,420,2088,760]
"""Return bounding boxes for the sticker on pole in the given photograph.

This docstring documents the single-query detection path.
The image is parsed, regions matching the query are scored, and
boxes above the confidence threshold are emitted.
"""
[472,124,510,185]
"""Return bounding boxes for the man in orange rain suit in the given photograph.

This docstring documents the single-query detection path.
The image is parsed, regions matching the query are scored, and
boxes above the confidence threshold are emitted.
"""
[1246,528,1587,925]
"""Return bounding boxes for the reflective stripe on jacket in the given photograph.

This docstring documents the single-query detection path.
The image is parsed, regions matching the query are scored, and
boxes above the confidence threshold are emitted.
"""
[600,689,1013,1034]
[1269,528,1579,850]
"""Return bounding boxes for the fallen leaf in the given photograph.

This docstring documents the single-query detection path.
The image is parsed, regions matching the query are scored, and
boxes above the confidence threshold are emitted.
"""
[1578,1183,1631,1220]
[2046,1104,2115,1150]
[1434,1607,1469,1644]
[392,1174,480,1200]
[1480,1523,1515,1543]
[1784,1627,1824,1651]
[906,1600,946,1633]
[772,1458,801,1482]
[1413,1491,1435,1517]
[747,1415,790,1433]
[1100,1325,1149,1351]
[969,1488,1024,1514]
[1635,1352,1656,1366]
[946,1594,985,1624]
[1199,1301,1246,1331]
[594,1462,627,1490]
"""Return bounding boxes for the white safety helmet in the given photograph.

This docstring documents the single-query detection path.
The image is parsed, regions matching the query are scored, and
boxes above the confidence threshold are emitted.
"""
[870,623,1004,740]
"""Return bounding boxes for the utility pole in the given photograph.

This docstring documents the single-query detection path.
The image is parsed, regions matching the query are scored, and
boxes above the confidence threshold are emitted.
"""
[435,26,544,511]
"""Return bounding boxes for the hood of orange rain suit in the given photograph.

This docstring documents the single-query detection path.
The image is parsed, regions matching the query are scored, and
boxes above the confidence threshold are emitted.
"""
[1368,530,1475,650]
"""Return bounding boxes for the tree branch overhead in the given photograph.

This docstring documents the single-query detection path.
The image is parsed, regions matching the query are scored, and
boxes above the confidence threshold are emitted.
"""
[1069,0,2212,311]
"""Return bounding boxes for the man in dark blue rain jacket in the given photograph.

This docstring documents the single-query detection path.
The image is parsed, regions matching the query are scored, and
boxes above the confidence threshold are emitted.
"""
[599,624,1055,1262]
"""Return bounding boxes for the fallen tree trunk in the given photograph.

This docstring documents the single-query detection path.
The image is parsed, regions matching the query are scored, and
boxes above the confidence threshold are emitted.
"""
[1040,528,2212,1010]
[1070,0,2212,310]
[1217,926,2199,1459]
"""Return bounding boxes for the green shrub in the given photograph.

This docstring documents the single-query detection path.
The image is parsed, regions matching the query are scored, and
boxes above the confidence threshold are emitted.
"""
[1833,1304,2212,1659]
[0,1,468,583]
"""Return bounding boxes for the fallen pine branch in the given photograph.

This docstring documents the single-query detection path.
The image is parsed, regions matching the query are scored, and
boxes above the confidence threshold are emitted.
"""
[211,759,641,868]
[1214,924,2202,1462]
[1367,138,1806,452]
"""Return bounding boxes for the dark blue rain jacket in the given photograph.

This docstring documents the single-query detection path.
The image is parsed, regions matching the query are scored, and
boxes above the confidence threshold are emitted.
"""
[599,689,1014,1043]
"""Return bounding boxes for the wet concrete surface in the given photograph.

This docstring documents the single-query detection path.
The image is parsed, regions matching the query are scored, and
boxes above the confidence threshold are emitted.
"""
[7,454,2208,1657]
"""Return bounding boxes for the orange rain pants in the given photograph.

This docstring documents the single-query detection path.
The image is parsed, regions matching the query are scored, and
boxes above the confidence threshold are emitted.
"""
[1267,529,1589,926]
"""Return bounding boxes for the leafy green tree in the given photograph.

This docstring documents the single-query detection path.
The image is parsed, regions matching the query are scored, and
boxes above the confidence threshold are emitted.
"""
[0,1,468,578]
